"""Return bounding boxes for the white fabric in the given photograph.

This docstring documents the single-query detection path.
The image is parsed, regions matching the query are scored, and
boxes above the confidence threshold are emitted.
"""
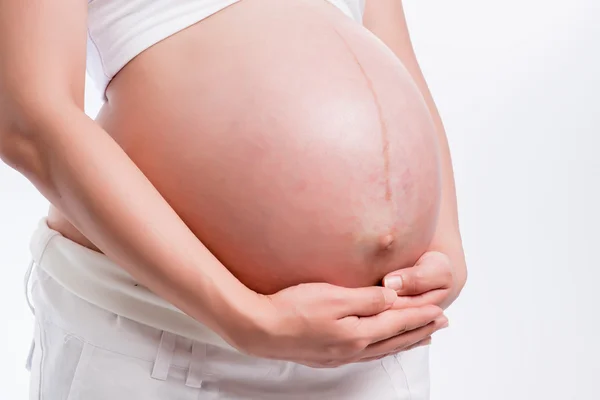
[29,219,230,349]
[86,0,366,96]
[27,267,430,399]
[26,219,431,398]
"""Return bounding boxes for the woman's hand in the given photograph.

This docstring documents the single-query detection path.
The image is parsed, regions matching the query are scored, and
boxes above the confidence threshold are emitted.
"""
[231,283,447,368]
[383,251,457,310]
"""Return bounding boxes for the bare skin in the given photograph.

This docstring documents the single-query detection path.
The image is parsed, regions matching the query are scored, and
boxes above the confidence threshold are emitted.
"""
[362,0,467,308]
[0,0,465,367]
[49,0,441,294]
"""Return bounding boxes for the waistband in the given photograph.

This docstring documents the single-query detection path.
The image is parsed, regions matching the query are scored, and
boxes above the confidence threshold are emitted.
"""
[28,218,232,350]
[29,266,420,398]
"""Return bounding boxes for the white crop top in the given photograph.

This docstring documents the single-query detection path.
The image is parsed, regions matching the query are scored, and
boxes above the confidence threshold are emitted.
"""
[86,0,366,96]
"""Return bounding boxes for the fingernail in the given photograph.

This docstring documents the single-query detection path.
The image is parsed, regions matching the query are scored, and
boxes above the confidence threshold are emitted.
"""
[383,275,403,291]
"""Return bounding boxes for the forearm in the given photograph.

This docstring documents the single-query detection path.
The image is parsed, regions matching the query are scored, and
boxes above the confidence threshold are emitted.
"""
[379,64,467,306]
[415,69,466,277]
[410,78,467,307]
[404,69,466,304]
[1,104,256,343]
[425,123,467,307]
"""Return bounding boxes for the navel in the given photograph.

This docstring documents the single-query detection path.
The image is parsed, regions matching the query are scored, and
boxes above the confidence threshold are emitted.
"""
[378,233,395,251]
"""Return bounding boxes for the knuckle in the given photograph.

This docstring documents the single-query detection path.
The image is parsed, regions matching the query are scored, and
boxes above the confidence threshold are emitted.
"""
[439,252,452,266]
[352,338,369,352]
[333,337,368,359]
[329,292,346,308]
[394,319,409,334]
[404,274,420,293]
[368,291,386,309]
[399,323,409,334]
[314,283,336,298]
[442,265,454,280]
[343,341,361,357]
[325,343,349,361]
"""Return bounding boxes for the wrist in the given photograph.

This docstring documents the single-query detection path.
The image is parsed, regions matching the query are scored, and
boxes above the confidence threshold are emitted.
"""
[205,282,277,353]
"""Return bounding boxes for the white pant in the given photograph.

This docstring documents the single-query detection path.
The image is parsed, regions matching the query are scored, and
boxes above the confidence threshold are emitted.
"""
[26,244,430,399]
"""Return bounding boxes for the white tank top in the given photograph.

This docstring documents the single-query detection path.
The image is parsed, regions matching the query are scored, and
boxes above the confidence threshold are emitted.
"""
[86,0,366,96]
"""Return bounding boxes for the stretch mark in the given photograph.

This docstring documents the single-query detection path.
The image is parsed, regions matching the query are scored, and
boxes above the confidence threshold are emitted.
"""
[332,29,392,203]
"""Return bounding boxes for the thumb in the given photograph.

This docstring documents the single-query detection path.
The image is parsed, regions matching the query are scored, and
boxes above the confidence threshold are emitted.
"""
[336,286,398,318]
[383,251,452,295]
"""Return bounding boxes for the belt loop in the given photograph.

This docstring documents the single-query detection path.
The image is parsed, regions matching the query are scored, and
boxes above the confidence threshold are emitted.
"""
[151,331,177,381]
[185,341,207,388]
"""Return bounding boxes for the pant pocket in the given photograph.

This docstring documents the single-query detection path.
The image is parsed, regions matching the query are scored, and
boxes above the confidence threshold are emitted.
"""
[384,347,431,400]
[65,342,199,400]
[29,317,86,400]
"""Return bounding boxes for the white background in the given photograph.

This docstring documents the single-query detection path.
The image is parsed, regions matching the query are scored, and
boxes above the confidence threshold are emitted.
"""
[1,0,598,399]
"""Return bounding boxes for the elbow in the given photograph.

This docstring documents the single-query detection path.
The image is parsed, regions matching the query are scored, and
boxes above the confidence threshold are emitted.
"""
[0,102,53,182]
[0,119,30,167]
[0,95,34,166]
[0,122,58,210]
[0,127,46,183]
[0,86,80,186]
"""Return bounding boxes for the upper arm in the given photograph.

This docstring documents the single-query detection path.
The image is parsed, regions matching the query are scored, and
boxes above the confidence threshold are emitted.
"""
[362,0,425,88]
[0,0,88,131]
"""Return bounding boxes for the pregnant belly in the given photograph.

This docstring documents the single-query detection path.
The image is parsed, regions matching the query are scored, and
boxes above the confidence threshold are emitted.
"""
[93,0,441,294]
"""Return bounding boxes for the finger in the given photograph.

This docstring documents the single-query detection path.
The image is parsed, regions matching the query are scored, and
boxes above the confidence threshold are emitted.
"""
[405,336,432,351]
[354,305,443,343]
[295,331,436,368]
[383,251,452,295]
[358,336,432,363]
[334,286,398,318]
[362,316,447,359]
[390,289,449,309]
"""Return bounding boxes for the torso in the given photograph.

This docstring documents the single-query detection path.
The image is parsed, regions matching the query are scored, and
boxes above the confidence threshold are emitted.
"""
[49,0,441,294]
